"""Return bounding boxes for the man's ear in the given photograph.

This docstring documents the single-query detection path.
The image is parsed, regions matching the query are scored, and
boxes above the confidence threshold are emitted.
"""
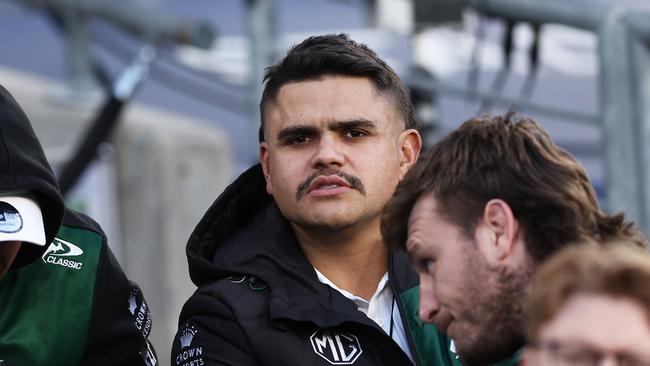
[475,198,519,267]
[398,129,422,180]
[259,142,273,196]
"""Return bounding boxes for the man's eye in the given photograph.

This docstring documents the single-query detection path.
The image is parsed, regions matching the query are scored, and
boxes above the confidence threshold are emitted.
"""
[292,135,311,144]
[344,129,366,138]
[416,259,435,273]
[425,260,436,273]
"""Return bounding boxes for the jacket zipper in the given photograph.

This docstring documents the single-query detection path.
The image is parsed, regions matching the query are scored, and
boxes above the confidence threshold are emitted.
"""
[389,251,422,366]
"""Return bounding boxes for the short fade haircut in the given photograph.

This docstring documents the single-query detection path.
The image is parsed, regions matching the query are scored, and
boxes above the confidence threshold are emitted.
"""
[527,242,650,343]
[259,33,418,142]
[382,112,645,263]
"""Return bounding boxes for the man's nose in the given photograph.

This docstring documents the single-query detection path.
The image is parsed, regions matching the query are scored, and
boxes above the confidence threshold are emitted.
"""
[311,134,344,168]
[597,355,619,366]
[419,274,441,323]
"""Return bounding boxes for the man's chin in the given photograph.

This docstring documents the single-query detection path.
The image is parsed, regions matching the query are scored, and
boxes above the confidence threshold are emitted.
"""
[293,214,357,232]
[455,336,524,366]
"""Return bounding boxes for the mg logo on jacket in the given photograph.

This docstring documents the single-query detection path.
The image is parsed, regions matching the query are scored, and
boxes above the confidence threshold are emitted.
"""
[310,329,363,365]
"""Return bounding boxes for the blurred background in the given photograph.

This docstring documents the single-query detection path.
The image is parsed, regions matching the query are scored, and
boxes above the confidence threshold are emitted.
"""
[1,0,649,363]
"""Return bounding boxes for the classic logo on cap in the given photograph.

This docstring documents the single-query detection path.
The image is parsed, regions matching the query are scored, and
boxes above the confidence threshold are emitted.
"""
[0,202,23,233]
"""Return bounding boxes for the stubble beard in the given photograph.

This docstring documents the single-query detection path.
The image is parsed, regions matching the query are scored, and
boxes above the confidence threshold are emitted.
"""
[289,202,379,234]
[456,260,532,366]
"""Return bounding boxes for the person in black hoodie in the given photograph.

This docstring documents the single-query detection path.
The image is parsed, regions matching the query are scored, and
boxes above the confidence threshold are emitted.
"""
[0,83,158,366]
[170,34,467,366]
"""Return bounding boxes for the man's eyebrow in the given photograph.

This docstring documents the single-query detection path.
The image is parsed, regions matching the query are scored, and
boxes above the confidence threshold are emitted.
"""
[276,125,319,141]
[276,119,378,141]
[331,119,377,131]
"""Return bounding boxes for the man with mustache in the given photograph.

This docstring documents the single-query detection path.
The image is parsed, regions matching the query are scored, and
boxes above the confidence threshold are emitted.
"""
[381,113,645,365]
[171,34,428,365]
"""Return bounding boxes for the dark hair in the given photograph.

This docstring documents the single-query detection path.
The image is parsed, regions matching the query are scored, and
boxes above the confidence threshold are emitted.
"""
[259,33,418,142]
[528,242,650,343]
[382,112,646,263]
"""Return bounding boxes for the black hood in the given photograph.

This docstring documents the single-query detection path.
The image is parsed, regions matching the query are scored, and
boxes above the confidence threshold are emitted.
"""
[186,164,372,326]
[186,164,274,286]
[0,84,65,268]
[186,163,332,296]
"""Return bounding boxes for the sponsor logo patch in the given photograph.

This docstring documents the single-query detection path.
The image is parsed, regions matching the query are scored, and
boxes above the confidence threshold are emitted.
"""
[42,238,84,270]
[176,325,204,366]
[180,326,198,348]
[128,287,153,338]
[310,329,363,365]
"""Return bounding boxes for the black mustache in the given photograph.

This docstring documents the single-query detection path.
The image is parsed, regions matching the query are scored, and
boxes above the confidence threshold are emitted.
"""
[295,168,365,200]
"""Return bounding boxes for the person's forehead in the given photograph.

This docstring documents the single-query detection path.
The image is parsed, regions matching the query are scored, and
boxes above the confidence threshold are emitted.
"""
[268,77,399,123]
[408,194,439,226]
[406,194,440,248]
[276,77,381,106]
[540,293,650,349]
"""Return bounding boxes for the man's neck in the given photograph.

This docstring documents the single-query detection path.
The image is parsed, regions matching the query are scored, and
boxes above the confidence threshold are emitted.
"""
[292,221,389,301]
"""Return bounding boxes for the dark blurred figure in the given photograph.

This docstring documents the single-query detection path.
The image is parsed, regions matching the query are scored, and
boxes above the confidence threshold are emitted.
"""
[0,84,158,366]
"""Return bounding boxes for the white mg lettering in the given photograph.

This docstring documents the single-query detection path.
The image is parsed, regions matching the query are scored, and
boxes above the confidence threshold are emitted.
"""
[336,334,359,362]
[314,334,330,354]
[313,332,342,361]
[328,334,340,362]
[310,329,363,365]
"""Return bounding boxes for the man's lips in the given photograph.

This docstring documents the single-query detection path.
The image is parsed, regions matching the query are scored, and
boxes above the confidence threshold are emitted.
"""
[295,168,365,201]
[307,176,352,196]
[433,310,454,334]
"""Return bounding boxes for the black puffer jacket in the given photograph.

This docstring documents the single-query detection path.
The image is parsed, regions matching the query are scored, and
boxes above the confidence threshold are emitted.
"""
[172,164,443,366]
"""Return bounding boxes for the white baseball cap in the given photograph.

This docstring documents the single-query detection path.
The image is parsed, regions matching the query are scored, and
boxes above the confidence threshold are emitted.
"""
[0,196,46,246]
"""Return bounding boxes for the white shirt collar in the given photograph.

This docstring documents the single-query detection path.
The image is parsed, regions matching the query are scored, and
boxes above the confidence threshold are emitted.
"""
[314,268,389,314]
[314,268,414,364]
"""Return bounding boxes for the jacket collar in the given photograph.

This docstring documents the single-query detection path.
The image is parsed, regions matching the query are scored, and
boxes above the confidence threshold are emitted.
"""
[215,202,375,329]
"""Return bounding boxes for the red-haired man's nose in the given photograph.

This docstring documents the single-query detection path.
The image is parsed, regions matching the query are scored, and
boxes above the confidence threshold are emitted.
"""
[418,274,440,323]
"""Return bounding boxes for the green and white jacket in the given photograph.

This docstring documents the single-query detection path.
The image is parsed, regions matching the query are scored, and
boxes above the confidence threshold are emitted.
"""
[0,210,157,366]
[399,286,520,365]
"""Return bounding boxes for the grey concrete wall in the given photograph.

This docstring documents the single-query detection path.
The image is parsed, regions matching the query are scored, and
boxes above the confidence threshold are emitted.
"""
[116,107,231,364]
